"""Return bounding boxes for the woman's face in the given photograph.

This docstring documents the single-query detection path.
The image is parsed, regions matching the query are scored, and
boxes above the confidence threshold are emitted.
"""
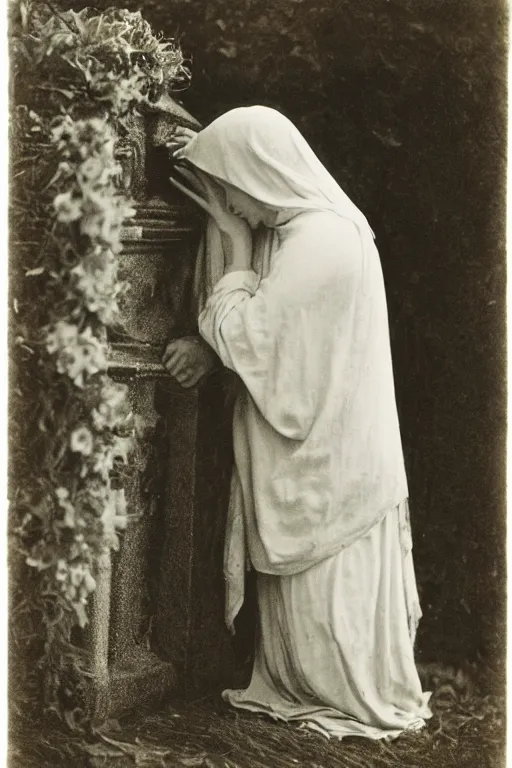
[223,183,276,229]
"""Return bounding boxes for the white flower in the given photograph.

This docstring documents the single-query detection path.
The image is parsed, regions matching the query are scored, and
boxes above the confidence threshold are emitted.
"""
[93,379,131,430]
[55,556,96,608]
[80,207,113,242]
[88,117,110,137]
[55,486,76,527]
[71,254,122,324]
[55,559,68,582]
[70,327,107,378]
[70,562,85,587]
[53,191,82,223]
[46,321,79,354]
[57,160,74,178]
[46,322,107,387]
[56,487,70,503]
[92,444,114,480]
[82,570,96,593]
[63,507,75,528]
[78,155,105,183]
[112,435,132,463]
[50,114,74,145]
[56,349,85,386]
[70,425,94,456]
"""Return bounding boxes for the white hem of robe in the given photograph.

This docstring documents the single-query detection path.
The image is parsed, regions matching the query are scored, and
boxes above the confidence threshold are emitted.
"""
[222,501,432,740]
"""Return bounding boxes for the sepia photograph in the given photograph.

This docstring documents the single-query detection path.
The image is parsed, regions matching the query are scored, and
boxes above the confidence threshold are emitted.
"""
[8,0,507,766]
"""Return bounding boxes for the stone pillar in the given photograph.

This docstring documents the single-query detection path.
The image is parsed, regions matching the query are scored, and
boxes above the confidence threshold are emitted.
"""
[151,374,237,695]
[86,98,241,719]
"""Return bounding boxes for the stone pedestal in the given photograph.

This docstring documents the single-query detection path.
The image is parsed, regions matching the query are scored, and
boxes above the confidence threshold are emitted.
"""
[86,100,243,720]
[152,375,237,695]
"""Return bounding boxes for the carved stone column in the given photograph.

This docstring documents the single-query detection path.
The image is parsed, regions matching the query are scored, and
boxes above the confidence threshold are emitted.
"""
[87,97,242,720]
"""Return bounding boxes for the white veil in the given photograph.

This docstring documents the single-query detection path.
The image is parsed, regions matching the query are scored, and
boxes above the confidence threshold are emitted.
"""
[181,105,373,233]
[184,105,374,319]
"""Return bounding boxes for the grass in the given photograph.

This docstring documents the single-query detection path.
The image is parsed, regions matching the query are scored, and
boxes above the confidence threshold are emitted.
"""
[9,666,505,768]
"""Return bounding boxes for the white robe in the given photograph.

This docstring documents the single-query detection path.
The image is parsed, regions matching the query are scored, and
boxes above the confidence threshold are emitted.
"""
[198,210,408,629]
[181,105,430,740]
[222,500,431,739]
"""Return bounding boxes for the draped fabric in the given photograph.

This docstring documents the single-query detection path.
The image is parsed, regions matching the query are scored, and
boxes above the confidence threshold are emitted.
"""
[179,107,430,740]
[223,501,431,740]
[183,106,408,630]
[182,105,373,233]
[197,210,408,629]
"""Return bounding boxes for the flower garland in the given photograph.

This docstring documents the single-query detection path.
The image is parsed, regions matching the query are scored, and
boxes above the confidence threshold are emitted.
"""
[26,113,135,626]
[10,2,189,722]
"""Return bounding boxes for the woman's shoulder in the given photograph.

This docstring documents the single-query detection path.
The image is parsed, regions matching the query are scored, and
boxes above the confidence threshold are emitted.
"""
[281,209,363,259]
[272,210,364,289]
[285,209,361,239]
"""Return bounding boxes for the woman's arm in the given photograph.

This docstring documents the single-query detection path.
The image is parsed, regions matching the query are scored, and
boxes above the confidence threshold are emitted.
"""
[198,215,362,438]
[168,167,253,274]
[167,128,253,273]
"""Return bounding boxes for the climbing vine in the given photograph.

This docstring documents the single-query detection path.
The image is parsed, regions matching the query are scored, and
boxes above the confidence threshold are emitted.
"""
[10,2,189,723]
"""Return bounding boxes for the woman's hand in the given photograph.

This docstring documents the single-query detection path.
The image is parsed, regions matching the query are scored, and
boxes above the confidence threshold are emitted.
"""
[169,167,252,271]
[166,126,197,160]
[169,166,242,233]
[162,336,217,388]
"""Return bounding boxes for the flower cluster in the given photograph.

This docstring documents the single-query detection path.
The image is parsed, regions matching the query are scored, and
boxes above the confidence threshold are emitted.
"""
[10,2,188,721]
[46,321,107,388]
[93,377,133,431]
[70,254,124,326]
[51,114,135,250]
[36,111,137,624]
[31,7,190,114]
[46,114,134,333]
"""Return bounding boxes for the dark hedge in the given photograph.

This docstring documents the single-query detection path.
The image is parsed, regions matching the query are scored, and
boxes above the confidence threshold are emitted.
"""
[64,0,507,687]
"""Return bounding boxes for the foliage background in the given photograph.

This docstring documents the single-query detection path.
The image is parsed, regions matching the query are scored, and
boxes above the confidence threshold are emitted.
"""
[51,0,507,689]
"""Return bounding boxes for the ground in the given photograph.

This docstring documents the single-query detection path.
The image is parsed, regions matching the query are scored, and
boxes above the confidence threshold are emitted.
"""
[9,673,505,768]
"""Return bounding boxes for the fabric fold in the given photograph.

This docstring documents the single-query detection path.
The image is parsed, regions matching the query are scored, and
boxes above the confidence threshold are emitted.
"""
[176,104,430,741]
[186,106,407,633]
[197,210,408,589]
[222,501,432,740]
[190,213,255,632]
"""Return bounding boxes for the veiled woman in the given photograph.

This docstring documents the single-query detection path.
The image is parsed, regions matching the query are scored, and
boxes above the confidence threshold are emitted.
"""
[162,106,432,740]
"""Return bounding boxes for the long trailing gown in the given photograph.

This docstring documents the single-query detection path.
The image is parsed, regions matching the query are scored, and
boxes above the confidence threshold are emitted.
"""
[223,500,430,740]
[197,209,432,739]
